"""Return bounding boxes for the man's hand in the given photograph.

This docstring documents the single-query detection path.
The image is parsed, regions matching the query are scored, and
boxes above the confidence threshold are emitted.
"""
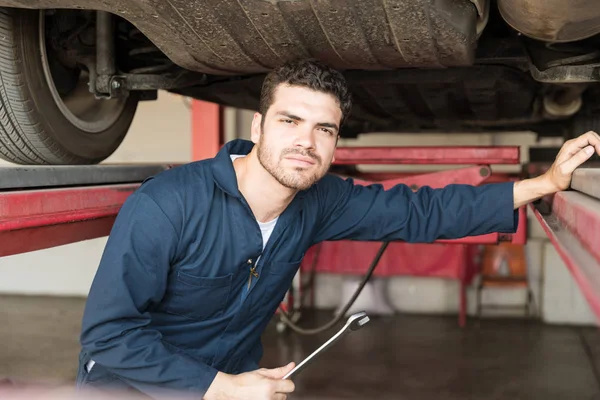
[513,131,600,208]
[543,130,600,191]
[204,362,296,400]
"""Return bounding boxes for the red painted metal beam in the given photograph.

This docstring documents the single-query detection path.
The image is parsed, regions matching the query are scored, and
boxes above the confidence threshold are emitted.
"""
[350,166,492,191]
[333,146,520,165]
[191,100,223,161]
[0,145,525,258]
[342,166,527,245]
[0,184,138,256]
[342,171,518,184]
[0,218,117,257]
[530,190,600,321]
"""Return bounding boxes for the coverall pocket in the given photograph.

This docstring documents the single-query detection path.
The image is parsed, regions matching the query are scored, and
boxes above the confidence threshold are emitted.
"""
[166,271,233,321]
[262,259,303,306]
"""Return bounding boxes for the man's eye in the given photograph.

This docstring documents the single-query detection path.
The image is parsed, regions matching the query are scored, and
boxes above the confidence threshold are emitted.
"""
[282,119,294,124]
[320,128,334,135]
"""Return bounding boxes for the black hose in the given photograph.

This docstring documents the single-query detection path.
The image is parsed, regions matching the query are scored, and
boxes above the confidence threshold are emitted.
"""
[277,241,390,335]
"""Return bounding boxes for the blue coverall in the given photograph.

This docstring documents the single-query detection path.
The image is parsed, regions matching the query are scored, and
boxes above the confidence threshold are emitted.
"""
[76,139,518,397]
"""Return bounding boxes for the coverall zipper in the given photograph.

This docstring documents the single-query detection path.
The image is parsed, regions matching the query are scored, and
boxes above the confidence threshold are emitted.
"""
[247,259,258,290]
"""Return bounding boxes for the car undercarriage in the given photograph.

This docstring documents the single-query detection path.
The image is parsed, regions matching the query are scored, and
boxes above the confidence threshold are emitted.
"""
[0,0,599,164]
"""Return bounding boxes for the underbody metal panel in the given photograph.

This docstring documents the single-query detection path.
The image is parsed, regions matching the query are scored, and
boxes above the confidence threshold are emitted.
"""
[0,0,479,73]
[177,64,540,134]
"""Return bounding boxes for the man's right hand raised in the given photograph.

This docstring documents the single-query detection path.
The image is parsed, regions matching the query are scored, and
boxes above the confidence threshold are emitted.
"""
[203,362,296,400]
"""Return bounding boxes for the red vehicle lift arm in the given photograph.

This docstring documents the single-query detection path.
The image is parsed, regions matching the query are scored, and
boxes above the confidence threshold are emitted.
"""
[330,144,525,246]
[0,146,523,258]
[0,165,171,257]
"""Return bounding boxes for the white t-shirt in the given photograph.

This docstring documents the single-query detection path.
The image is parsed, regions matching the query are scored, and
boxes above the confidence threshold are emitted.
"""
[230,154,278,250]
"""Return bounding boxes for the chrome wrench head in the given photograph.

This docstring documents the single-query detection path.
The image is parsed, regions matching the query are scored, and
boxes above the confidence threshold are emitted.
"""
[346,311,370,331]
[282,311,370,380]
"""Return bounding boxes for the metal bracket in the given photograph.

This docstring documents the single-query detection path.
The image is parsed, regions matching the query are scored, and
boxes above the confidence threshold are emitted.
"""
[94,71,207,99]
[530,63,600,83]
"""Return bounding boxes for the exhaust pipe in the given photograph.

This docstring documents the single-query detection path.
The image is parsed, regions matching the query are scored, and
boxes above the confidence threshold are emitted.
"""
[498,0,600,42]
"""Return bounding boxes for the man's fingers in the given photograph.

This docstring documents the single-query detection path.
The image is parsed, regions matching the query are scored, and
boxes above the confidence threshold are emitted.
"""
[555,138,579,163]
[274,378,295,394]
[583,130,600,154]
[257,362,295,379]
[555,131,600,164]
[589,129,600,142]
[571,131,600,155]
[560,145,595,175]
[592,130,600,153]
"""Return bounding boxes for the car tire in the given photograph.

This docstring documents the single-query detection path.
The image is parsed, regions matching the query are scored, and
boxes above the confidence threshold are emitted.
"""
[0,8,138,165]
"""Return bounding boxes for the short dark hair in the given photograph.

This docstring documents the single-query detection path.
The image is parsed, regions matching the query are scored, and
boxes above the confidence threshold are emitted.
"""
[259,59,352,128]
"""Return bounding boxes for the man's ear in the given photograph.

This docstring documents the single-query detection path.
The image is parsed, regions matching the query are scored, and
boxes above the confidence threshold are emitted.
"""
[250,112,263,144]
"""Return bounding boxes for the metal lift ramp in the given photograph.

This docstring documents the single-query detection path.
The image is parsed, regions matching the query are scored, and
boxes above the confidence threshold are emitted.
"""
[0,164,172,257]
[530,168,600,319]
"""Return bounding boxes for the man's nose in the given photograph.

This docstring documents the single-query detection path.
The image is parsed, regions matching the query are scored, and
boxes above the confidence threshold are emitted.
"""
[294,127,316,149]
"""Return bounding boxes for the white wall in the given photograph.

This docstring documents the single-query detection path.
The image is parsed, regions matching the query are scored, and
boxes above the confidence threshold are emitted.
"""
[104,92,192,164]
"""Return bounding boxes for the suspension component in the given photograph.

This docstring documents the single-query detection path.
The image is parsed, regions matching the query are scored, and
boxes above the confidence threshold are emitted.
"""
[90,15,205,98]
[94,11,116,97]
[127,28,174,75]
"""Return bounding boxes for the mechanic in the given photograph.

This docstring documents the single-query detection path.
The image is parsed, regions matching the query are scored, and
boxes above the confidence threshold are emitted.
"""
[76,58,600,400]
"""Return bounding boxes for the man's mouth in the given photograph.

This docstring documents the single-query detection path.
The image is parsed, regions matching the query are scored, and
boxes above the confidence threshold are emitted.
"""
[284,155,317,166]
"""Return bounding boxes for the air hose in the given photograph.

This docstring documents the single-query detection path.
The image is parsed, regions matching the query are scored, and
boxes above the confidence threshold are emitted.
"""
[277,241,390,335]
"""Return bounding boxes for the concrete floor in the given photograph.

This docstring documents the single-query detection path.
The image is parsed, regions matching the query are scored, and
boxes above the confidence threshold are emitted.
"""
[0,295,599,399]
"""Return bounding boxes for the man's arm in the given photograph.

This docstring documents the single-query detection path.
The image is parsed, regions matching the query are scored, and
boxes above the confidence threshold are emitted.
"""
[313,131,600,244]
[513,130,600,208]
[80,191,219,397]
[513,175,551,209]
[312,176,518,244]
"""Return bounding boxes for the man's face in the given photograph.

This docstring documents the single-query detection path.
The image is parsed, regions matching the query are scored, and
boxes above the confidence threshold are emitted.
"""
[252,84,342,191]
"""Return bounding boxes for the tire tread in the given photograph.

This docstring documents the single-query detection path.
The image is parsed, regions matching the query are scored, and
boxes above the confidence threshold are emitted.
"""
[0,8,89,164]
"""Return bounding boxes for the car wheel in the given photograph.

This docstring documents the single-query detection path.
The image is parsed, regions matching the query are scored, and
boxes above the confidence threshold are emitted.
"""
[0,8,138,165]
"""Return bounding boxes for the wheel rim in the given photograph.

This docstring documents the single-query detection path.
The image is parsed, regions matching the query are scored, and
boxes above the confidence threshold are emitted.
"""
[38,11,128,134]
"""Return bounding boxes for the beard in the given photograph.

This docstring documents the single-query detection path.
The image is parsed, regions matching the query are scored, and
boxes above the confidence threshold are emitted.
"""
[257,136,327,191]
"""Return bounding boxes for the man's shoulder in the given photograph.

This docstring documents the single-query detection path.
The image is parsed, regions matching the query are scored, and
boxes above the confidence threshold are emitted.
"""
[301,173,354,207]
[309,173,352,193]
[138,160,213,197]
[132,160,215,220]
